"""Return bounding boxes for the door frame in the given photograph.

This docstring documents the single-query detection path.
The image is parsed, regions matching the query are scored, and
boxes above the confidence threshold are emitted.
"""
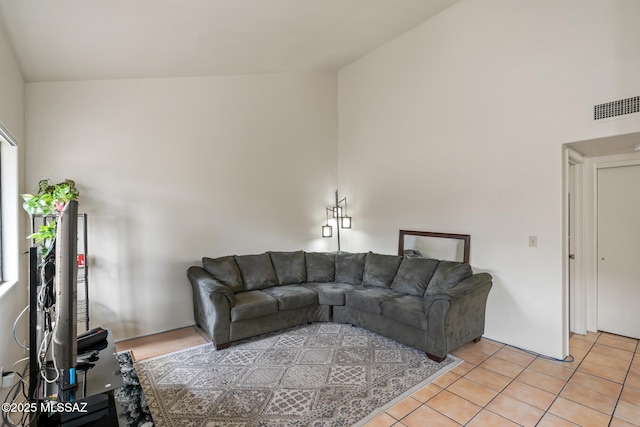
[564,149,640,340]
[563,148,587,335]
[564,148,585,343]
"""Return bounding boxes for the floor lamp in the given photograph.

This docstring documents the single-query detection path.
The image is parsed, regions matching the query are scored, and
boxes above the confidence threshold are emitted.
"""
[322,189,351,252]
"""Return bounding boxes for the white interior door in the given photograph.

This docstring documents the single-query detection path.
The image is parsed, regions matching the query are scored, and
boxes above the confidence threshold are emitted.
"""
[597,164,640,339]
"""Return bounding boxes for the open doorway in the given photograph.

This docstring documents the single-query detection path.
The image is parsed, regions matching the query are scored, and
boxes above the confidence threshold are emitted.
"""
[564,131,640,341]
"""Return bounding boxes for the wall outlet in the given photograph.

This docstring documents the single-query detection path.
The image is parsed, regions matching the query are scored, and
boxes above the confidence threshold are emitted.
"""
[529,236,538,247]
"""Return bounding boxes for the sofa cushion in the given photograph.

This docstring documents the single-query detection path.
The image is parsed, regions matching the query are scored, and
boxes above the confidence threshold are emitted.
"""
[234,253,279,291]
[269,251,307,285]
[426,261,473,295]
[335,252,367,285]
[302,282,360,306]
[345,287,400,315]
[305,252,336,282]
[362,252,403,288]
[390,257,440,297]
[381,295,428,330]
[202,256,244,293]
[230,291,278,321]
[262,285,317,310]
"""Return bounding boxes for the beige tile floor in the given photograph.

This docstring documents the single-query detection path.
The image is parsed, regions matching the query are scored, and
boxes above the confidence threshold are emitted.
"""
[116,328,640,426]
[367,332,640,427]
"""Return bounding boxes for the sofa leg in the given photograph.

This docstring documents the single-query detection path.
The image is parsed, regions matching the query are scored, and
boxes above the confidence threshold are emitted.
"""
[426,353,446,363]
[215,342,229,351]
[472,336,482,343]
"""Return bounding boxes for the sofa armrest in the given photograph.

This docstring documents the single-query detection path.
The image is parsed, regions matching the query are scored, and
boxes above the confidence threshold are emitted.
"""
[424,273,492,313]
[187,266,236,306]
[423,273,493,359]
[187,266,235,348]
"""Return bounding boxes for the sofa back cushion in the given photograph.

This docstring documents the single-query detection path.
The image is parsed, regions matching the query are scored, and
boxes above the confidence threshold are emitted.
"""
[305,252,336,282]
[269,250,307,285]
[362,252,403,288]
[202,255,244,293]
[234,253,279,291]
[425,260,473,294]
[390,257,439,297]
[335,252,367,285]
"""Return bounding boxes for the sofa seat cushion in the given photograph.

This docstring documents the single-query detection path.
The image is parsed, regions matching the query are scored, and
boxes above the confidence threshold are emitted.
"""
[262,285,317,310]
[345,287,401,315]
[381,295,428,330]
[231,291,278,321]
[302,282,360,306]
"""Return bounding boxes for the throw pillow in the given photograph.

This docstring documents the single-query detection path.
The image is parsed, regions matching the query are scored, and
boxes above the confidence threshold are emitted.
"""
[425,261,473,295]
[390,257,439,297]
[202,255,244,293]
[305,252,336,282]
[269,250,307,285]
[234,253,279,291]
[335,252,367,285]
[362,252,403,288]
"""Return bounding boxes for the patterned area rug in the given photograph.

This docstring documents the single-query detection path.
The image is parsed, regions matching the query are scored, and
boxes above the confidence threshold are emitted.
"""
[135,322,457,426]
[116,351,156,426]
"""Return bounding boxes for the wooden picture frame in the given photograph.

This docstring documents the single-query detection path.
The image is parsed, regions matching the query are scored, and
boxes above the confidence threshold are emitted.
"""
[398,230,470,263]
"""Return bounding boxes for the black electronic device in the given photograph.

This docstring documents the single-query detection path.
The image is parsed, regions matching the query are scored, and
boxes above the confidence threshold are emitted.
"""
[77,327,109,353]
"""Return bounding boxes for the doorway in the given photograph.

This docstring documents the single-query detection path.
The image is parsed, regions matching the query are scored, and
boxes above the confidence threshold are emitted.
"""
[564,132,640,342]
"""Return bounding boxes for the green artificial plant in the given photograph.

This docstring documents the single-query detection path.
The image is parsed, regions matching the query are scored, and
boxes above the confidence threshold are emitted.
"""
[21,179,79,256]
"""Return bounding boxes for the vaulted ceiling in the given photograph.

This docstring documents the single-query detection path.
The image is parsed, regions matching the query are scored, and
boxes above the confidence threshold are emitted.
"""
[0,0,459,82]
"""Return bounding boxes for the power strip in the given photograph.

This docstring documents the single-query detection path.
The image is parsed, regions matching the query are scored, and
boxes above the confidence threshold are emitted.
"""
[1,366,16,389]
[2,374,15,389]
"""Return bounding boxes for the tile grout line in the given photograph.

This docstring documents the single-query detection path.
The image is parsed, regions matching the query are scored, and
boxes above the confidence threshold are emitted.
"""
[399,341,524,426]
[439,342,508,426]
[537,333,639,426]
[605,337,640,426]
[535,334,600,426]
[463,343,538,426]
[366,334,639,427]
[456,335,619,426]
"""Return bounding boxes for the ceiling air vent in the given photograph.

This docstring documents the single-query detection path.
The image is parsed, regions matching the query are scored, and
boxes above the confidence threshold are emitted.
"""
[593,95,639,121]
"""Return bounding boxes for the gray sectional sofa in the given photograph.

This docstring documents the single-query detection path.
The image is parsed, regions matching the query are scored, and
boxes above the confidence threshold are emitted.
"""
[187,250,492,361]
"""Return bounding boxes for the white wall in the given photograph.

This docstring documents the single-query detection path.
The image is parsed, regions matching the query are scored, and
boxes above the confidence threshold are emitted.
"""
[338,0,640,358]
[26,72,337,340]
[0,20,25,374]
